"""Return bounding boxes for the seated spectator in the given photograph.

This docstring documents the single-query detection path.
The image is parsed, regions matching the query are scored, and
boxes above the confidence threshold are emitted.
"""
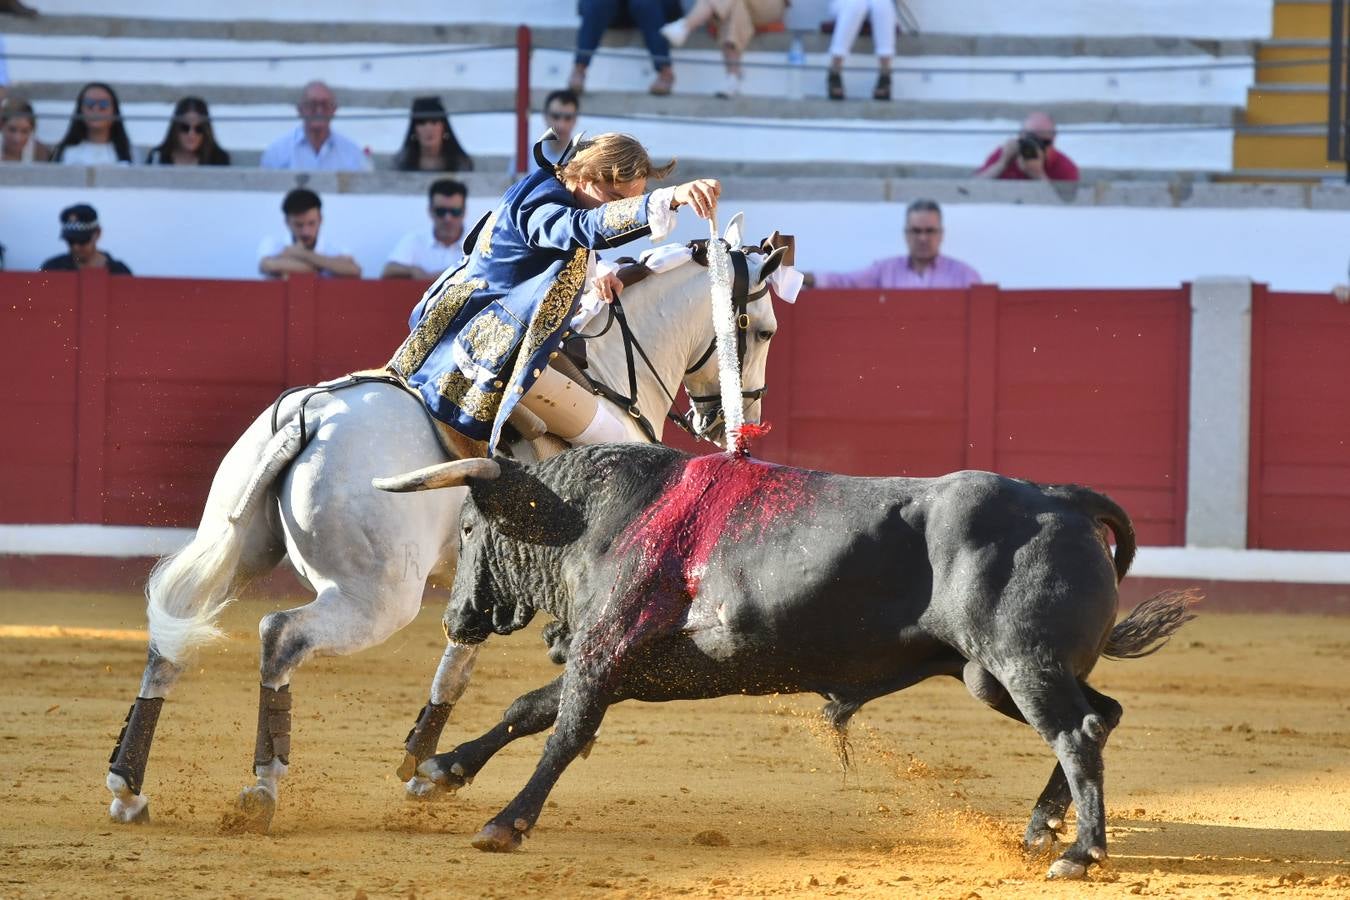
[146,96,231,166]
[662,0,789,98]
[976,111,1079,182]
[1,96,51,162]
[392,96,473,172]
[802,199,979,290]
[258,188,361,279]
[260,81,370,172]
[538,89,581,167]
[571,0,681,97]
[51,82,134,166]
[40,203,133,274]
[825,0,896,101]
[381,178,468,280]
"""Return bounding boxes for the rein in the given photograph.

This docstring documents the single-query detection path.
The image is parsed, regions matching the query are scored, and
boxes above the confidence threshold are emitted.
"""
[574,241,768,446]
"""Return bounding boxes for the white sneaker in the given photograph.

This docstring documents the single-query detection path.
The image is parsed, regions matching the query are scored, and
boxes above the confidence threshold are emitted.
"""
[660,18,690,47]
[715,72,742,98]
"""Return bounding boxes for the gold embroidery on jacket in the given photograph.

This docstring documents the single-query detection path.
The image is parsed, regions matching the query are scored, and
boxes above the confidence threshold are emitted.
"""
[464,312,518,366]
[389,278,485,376]
[437,371,500,423]
[477,210,499,257]
[501,248,588,404]
[602,195,643,233]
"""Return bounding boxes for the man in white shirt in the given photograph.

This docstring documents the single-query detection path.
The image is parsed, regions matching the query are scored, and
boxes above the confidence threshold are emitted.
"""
[258,188,361,279]
[259,81,371,172]
[381,178,467,280]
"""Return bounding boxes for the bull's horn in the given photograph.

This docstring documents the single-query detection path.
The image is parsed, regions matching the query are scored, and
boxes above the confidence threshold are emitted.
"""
[372,458,502,493]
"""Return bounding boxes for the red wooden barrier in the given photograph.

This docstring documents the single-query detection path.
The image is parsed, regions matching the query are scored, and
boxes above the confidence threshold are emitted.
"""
[1248,288,1350,550]
[3,275,1190,543]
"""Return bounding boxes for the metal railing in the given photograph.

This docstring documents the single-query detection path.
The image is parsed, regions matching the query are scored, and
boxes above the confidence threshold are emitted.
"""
[1330,0,1349,179]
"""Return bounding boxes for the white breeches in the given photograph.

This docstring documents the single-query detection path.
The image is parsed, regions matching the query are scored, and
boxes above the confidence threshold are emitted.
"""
[829,0,897,58]
[519,366,628,445]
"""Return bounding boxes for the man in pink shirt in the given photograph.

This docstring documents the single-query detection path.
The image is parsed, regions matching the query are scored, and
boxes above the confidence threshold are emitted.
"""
[976,111,1079,182]
[803,199,981,290]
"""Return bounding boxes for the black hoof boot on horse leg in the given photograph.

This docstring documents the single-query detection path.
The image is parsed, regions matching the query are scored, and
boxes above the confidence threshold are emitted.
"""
[398,701,452,784]
[107,696,165,824]
[233,683,291,834]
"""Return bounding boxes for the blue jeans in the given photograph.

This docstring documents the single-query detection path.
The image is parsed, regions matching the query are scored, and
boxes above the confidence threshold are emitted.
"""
[575,0,681,69]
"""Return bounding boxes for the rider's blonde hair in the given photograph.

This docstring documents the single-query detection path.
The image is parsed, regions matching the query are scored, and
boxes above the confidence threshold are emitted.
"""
[558,132,677,186]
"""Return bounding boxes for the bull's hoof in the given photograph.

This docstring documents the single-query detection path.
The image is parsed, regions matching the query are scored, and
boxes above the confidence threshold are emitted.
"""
[1024,814,1064,855]
[418,755,472,791]
[471,822,525,852]
[1046,858,1087,880]
[232,785,277,834]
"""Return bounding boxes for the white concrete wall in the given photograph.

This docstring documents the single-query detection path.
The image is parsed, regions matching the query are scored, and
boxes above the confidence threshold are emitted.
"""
[3,185,1346,292]
[31,0,1273,39]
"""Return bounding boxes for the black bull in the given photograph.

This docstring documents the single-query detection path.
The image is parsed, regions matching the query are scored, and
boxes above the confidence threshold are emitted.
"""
[380,443,1195,879]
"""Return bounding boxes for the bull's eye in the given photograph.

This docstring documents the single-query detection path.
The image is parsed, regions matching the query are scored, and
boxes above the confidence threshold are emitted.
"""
[462,522,473,536]
[757,330,774,342]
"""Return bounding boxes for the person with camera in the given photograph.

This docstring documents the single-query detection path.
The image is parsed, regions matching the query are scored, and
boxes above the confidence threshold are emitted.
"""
[975,111,1079,181]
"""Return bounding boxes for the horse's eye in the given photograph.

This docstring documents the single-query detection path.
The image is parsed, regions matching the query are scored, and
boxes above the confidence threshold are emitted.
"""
[757,330,775,342]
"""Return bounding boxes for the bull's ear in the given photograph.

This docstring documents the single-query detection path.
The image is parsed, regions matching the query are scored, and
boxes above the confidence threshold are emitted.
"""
[722,211,745,249]
[372,457,501,493]
[757,245,788,284]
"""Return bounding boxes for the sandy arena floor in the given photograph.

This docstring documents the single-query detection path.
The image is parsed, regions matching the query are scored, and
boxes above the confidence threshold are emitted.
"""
[1,589,1347,899]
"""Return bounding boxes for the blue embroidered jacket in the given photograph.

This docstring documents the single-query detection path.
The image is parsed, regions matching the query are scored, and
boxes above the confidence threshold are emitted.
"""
[389,165,656,450]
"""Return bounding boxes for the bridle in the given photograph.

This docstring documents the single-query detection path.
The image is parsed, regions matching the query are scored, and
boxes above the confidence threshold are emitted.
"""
[576,240,770,446]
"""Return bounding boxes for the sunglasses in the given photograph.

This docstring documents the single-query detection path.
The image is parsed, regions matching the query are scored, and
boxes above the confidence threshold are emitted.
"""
[906,227,941,236]
[547,111,576,122]
[65,234,94,246]
[432,205,465,218]
[176,122,206,135]
[82,98,112,111]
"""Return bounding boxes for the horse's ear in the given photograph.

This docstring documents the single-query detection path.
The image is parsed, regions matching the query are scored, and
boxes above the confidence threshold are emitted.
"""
[760,229,782,254]
[757,245,788,284]
[722,212,745,249]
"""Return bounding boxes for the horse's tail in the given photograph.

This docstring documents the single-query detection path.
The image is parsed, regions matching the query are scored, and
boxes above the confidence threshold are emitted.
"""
[1104,589,1200,659]
[146,416,306,665]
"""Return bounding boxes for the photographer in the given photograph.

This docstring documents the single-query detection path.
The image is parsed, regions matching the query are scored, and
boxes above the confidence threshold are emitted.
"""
[976,111,1079,182]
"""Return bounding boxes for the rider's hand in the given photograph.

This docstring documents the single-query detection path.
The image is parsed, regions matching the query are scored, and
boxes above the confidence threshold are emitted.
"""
[674,179,721,219]
[592,271,624,304]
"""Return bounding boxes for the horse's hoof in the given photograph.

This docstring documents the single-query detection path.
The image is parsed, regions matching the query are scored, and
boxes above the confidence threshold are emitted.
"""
[233,785,277,834]
[396,752,421,783]
[404,775,445,801]
[109,794,150,825]
[470,822,524,853]
[1046,858,1087,880]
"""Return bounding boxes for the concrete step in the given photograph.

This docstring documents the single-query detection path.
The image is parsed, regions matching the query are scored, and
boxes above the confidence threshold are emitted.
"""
[1233,125,1340,170]
[0,13,1257,58]
[1244,83,1332,125]
[1273,0,1336,41]
[11,80,1237,127]
[1217,166,1347,183]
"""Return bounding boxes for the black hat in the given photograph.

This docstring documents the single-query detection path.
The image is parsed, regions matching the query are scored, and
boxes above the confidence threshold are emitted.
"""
[411,96,447,120]
[59,203,99,242]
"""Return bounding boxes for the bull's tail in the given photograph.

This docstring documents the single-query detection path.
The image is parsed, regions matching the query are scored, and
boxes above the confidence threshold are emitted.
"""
[146,416,305,665]
[1047,484,1136,583]
[1103,589,1200,659]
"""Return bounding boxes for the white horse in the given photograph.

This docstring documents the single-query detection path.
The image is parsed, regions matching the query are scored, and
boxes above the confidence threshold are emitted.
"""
[105,217,788,833]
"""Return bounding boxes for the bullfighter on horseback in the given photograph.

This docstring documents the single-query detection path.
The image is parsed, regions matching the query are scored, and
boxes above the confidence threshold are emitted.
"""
[388,131,721,457]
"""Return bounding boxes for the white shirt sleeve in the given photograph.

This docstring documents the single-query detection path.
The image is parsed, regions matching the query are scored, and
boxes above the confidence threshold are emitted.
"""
[646,187,678,243]
[257,234,286,262]
[387,232,417,266]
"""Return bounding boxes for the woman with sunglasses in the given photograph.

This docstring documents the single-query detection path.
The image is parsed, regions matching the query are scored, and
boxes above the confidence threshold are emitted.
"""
[146,96,231,166]
[393,96,473,173]
[52,82,134,166]
[386,131,719,459]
